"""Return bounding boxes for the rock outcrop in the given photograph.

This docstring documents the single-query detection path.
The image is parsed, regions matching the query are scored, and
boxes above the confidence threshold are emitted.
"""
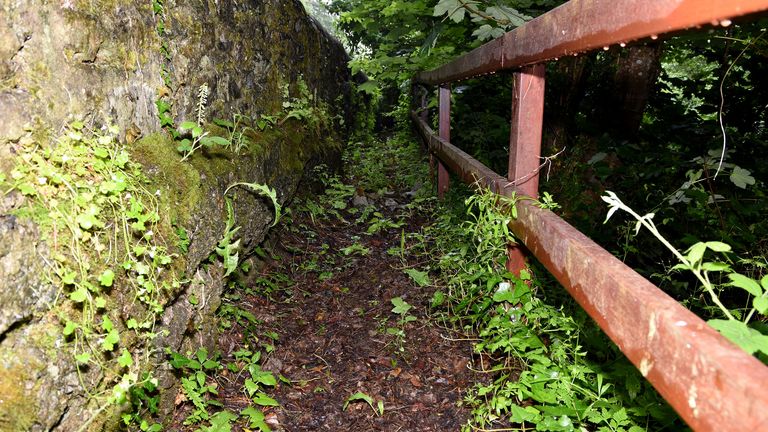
[0,0,352,429]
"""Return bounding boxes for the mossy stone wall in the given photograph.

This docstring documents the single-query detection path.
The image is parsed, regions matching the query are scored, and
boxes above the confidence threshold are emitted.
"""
[0,0,351,429]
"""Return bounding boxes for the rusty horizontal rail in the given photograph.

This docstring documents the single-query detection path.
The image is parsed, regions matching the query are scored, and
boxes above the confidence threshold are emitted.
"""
[412,1,768,429]
[414,0,768,85]
[411,112,768,431]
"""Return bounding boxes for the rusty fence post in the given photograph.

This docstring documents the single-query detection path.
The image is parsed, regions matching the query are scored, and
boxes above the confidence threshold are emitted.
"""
[507,64,546,274]
[437,85,451,199]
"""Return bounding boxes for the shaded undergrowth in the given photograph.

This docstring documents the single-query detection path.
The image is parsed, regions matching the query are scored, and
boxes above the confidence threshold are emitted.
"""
[168,132,687,431]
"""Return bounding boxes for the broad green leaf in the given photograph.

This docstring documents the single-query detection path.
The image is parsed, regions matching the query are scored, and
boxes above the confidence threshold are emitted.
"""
[118,349,133,367]
[99,269,115,287]
[343,392,374,410]
[434,0,465,22]
[705,241,731,252]
[177,139,192,153]
[93,147,109,159]
[430,291,445,308]
[685,242,707,266]
[63,321,78,336]
[203,359,219,370]
[200,136,230,147]
[75,352,91,364]
[179,121,198,130]
[61,271,77,285]
[754,296,768,314]
[169,352,191,369]
[102,316,114,332]
[730,166,755,189]
[213,118,235,129]
[252,392,279,407]
[357,81,379,96]
[472,24,505,41]
[70,287,88,303]
[728,273,762,297]
[102,328,119,351]
[701,262,730,272]
[244,379,260,397]
[509,404,541,423]
[390,297,412,315]
[709,319,768,355]
[241,406,271,431]
[404,268,430,287]
[249,366,277,386]
[204,410,238,432]
[196,348,209,363]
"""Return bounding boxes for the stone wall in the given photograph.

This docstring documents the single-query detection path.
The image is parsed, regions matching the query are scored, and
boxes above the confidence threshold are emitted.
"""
[0,0,352,430]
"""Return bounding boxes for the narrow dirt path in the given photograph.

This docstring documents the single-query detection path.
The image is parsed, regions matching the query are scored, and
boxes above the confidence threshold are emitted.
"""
[261,200,473,431]
[176,165,478,430]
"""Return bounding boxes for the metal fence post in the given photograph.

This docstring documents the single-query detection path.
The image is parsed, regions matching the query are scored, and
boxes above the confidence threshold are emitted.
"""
[438,85,451,199]
[507,64,546,273]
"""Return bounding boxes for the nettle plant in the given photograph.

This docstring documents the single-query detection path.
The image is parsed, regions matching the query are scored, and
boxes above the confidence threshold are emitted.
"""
[603,191,768,356]
[2,121,177,429]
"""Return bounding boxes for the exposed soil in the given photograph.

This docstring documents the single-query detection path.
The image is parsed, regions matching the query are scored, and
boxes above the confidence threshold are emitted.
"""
[170,180,477,431]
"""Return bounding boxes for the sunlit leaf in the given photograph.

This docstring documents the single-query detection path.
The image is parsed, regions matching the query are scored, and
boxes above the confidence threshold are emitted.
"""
[728,273,762,297]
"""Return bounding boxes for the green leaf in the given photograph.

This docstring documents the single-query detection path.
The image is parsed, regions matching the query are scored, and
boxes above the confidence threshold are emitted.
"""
[244,379,260,397]
[701,262,730,272]
[179,121,198,130]
[102,328,119,351]
[343,392,374,410]
[754,296,768,315]
[213,118,235,129]
[203,359,220,370]
[434,0,465,22]
[200,136,230,147]
[94,147,109,159]
[94,296,107,309]
[169,352,191,369]
[102,316,114,332]
[63,321,78,336]
[177,139,192,153]
[705,241,731,253]
[390,297,412,315]
[430,291,445,308]
[709,319,768,355]
[75,352,91,364]
[99,269,115,287]
[249,365,277,387]
[509,404,541,423]
[252,392,279,407]
[728,273,762,297]
[241,406,271,431]
[70,287,88,303]
[203,410,238,432]
[404,268,430,287]
[685,242,707,266]
[730,166,755,189]
[126,318,139,329]
[118,349,133,367]
[61,271,77,285]
[356,81,379,96]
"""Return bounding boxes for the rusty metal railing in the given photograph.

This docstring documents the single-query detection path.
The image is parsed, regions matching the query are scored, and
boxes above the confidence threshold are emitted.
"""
[411,1,768,431]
